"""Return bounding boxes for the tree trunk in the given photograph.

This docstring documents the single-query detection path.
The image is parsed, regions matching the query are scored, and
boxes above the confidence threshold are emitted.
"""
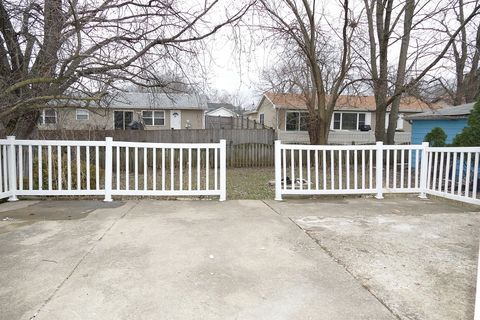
[373,0,393,143]
[386,0,414,145]
[465,25,480,103]
[6,110,40,138]
[307,117,329,145]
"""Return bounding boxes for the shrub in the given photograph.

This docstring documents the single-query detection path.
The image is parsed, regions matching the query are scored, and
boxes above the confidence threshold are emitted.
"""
[24,151,103,190]
[424,127,447,147]
[452,99,480,146]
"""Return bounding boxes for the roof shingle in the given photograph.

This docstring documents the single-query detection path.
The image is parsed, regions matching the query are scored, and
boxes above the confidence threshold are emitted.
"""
[263,92,438,113]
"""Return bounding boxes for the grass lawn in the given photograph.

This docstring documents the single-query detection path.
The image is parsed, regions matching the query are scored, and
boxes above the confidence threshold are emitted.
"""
[227,167,275,200]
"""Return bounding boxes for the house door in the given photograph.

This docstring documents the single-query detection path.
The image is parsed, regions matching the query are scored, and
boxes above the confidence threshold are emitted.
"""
[114,111,133,130]
[170,110,182,129]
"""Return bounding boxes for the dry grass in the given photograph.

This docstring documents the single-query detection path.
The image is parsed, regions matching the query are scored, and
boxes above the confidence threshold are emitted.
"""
[227,167,275,200]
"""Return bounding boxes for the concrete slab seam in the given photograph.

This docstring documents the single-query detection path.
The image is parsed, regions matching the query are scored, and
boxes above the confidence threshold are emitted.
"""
[261,200,401,319]
[289,216,402,320]
[28,201,140,320]
[261,200,282,216]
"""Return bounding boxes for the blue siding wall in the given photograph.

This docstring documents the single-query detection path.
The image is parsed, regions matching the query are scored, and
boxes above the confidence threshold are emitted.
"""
[411,119,468,145]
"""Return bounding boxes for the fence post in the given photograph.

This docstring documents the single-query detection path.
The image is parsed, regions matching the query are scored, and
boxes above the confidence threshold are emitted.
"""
[475,235,480,320]
[6,136,18,201]
[375,141,384,199]
[219,139,227,201]
[104,137,113,202]
[275,140,282,201]
[419,142,429,199]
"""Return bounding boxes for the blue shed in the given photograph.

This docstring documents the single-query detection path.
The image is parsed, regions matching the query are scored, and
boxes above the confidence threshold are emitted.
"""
[406,102,474,145]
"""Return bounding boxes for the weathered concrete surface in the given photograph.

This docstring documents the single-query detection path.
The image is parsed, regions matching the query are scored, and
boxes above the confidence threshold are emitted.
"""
[0,200,395,320]
[266,196,480,320]
[0,200,131,320]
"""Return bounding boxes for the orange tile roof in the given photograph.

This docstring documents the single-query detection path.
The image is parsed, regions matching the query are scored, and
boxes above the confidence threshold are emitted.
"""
[263,92,438,113]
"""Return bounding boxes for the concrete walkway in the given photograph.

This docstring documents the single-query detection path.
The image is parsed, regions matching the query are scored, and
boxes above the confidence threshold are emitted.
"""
[265,196,480,320]
[0,200,395,320]
[0,197,478,320]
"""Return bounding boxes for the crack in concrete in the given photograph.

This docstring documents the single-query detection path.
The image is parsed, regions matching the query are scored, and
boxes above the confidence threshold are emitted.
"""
[301,227,402,320]
[29,200,140,320]
[261,200,401,320]
[288,216,403,320]
[261,200,282,216]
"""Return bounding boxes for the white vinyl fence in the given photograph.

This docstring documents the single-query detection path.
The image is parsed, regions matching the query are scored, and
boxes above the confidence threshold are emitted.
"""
[0,137,226,201]
[275,140,480,205]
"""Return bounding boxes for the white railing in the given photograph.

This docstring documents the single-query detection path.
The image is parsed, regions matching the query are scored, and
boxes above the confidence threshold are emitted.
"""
[275,140,480,205]
[425,147,480,205]
[382,144,425,194]
[0,137,226,201]
[0,138,14,199]
[274,142,380,198]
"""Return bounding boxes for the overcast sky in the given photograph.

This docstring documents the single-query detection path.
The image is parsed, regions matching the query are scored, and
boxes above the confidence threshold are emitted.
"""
[204,29,268,109]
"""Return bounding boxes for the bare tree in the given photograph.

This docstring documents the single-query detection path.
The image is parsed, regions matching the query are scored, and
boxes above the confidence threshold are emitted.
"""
[257,0,360,144]
[437,0,480,105]
[0,0,253,137]
[362,0,480,144]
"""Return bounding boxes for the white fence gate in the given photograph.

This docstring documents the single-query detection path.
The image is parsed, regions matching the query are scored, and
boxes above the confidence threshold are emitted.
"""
[275,140,480,205]
[0,137,227,201]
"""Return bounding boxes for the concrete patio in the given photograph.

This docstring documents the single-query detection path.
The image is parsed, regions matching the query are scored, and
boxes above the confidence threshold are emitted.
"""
[0,197,478,320]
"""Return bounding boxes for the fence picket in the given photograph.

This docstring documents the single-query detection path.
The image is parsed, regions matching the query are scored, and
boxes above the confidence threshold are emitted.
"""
[473,153,479,199]
[362,149,366,190]
[28,145,33,191]
[153,148,157,191]
[96,146,100,190]
[466,152,472,198]
[458,152,465,196]
[86,146,91,190]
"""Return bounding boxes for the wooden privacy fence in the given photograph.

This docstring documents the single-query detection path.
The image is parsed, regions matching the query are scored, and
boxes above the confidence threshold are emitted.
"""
[35,128,275,144]
[205,116,271,129]
[35,129,276,168]
[0,136,227,201]
[275,140,480,205]
[226,143,273,167]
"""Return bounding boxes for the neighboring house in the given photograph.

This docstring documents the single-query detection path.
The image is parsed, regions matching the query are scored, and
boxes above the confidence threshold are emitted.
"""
[206,107,238,118]
[406,102,474,145]
[206,102,239,117]
[38,92,208,131]
[247,92,438,144]
[205,102,240,129]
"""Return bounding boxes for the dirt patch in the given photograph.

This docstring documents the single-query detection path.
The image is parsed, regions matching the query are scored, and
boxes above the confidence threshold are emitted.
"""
[0,200,124,222]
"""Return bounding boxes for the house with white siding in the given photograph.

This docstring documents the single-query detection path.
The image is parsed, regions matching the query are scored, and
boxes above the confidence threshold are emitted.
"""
[247,92,439,144]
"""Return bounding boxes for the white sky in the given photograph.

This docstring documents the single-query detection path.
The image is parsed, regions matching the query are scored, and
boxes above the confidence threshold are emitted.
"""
[204,29,269,109]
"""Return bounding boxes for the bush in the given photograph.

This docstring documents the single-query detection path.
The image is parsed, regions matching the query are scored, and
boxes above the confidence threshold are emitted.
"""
[452,99,480,146]
[424,127,447,147]
[25,151,103,190]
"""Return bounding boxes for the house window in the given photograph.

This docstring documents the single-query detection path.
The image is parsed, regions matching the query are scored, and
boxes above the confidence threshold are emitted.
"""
[114,111,133,130]
[259,113,265,125]
[332,112,366,130]
[40,109,57,124]
[76,109,89,120]
[286,111,308,131]
[142,111,165,126]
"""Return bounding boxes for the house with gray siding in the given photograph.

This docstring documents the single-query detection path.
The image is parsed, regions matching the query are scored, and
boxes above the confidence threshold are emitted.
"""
[38,92,207,131]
